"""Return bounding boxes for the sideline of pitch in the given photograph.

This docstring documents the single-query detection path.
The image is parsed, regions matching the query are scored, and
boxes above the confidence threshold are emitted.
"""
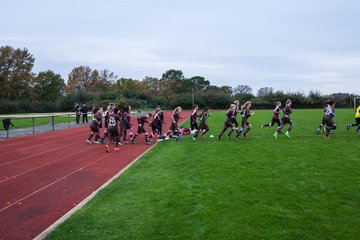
[34,116,189,240]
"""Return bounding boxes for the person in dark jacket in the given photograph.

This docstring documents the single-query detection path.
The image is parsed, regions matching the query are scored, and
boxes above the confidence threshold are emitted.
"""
[156,106,164,135]
[81,104,88,123]
[2,118,14,130]
[75,105,81,124]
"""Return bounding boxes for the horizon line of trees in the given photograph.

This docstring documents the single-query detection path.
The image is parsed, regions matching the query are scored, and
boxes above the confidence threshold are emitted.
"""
[0,45,357,114]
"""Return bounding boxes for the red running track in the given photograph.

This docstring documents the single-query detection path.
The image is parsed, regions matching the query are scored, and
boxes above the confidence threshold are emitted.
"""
[0,111,190,240]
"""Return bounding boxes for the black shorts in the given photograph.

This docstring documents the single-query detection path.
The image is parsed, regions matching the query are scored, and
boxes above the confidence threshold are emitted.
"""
[151,124,160,132]
[271,118,281,126]
[170,121,178,131]
[321,116,326,125]
[224,119,233,128]
[281,117,293,126]
[241,118,250,128]
[232,118,239,127]
[355,117,360,125]
[137,126,147,134]
[199,123,209,131]
[324,116,335,128]
[90,125,100,133]
[190,122,199,130]
[108,128,119,138]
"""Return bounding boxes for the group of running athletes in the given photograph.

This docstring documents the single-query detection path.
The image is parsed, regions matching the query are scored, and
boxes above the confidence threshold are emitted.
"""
[218,98,359,140]
[86,98,359,152]
[86,105,165,152]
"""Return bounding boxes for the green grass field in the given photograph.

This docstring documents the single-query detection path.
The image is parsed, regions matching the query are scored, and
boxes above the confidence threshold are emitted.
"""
[45,109,359,240]
[1,115,74,129]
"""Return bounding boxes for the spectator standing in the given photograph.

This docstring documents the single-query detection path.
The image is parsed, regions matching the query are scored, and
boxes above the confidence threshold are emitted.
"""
[82,104,88,123]
[75,105,81,124]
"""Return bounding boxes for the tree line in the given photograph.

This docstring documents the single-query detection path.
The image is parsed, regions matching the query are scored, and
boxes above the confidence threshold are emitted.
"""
[0,45,355,114]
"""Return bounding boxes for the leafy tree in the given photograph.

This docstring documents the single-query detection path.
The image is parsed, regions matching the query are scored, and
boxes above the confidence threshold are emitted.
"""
[65,66,92,94]
[189,76,210,91]
[88,69,117,93]
[158,79,182,96]
[161,69,185,82]
[114,78,146,94]
[219,86,233,96]
[0,45,35,100]
[142,76,159,94]
[33,70,65,101]
[161,69,186,94]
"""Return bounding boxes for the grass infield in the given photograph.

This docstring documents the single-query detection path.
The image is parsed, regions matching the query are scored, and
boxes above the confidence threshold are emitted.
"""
[45,109,359,240]
[1,116,74,129]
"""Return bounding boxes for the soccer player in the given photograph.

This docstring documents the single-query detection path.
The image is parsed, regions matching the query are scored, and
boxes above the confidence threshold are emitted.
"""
[190,104,199,132]
[236,101,254,139]
[149,108,162,139]
[131,113,153,145]
[218,104,236,140]
[262,101,281,128]
[100,106,112,144]
[346,104,360,133]
[119,106,132,144]
[227,100,241,138]
[105,107,121,152]
[274,99,294,139]
[195,107,211,139]
[316,100,330,134]
[155,106,165,135]
[324,100,336,138]
[86,107,101,144]
[166,106,182,141]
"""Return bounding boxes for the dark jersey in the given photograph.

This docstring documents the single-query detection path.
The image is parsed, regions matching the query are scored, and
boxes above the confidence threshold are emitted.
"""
[150,112,161,126]
[226,108,234,120]
[234,106,240,118]
[173,112,181,123]
[90,114,100,132]
[90,117,99,128]
[272,106,280,119]
[159,111,164,123]
[323,104,329,116]
[282,106,293,119]
[191,110,198,123]
[120,111,131,128]
[199,112,209,125]
[169,112,181,131]
[137,116,149,126]
[242,108,251,119]
[108,114,120,130]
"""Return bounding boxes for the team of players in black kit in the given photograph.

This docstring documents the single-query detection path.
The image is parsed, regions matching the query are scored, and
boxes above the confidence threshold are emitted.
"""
[86,98,358,152]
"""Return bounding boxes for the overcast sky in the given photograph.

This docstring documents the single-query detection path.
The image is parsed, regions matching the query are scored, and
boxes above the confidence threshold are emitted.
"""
[1,0,359,95]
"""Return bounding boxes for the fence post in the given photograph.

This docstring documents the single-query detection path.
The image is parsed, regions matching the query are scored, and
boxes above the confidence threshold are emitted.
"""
[7,129,9,138]
[51,116,55,131]
[32,117,35,134]
[68,114,70,128]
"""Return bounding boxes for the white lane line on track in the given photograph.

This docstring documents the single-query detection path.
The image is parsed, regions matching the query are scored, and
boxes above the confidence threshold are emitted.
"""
[34,114,191,240]
[0,150,117,213]
[0,147,91,184]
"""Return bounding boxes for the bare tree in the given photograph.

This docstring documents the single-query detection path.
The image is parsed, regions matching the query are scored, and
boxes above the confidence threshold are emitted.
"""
[233,85,252,96]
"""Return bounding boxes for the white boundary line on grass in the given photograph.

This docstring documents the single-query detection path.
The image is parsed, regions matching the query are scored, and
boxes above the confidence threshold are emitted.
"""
[34,115,189,240]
